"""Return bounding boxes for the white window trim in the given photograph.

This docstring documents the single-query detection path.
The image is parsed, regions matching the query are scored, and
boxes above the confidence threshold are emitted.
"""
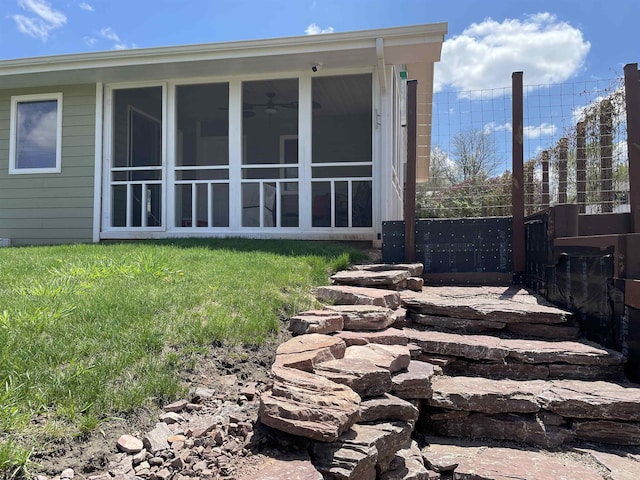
[9,92,63,175]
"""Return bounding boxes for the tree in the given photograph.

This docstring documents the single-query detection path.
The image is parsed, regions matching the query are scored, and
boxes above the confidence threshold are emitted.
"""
[417,128,509,218]
[426,146,453,188]
[449,128,498,183]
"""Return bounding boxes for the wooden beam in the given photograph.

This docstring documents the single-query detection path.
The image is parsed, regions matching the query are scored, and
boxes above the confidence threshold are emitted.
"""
[404,80,417,262]
[624,63,640,232]
[511,72,525,282]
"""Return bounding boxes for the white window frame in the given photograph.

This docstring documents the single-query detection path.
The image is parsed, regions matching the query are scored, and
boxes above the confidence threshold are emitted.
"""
[9,92,63,175]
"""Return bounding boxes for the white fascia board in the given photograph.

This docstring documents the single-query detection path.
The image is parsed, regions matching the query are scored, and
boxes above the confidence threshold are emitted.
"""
[0,23,447,78]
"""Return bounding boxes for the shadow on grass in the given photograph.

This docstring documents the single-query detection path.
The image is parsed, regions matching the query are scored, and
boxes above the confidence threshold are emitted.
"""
[102,238,371,262]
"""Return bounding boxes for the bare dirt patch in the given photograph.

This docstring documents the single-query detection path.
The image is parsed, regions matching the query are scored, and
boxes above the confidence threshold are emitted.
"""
[30,330,291,478]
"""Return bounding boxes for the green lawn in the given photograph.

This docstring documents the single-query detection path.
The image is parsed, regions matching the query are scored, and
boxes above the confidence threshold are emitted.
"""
[0,239,366,476]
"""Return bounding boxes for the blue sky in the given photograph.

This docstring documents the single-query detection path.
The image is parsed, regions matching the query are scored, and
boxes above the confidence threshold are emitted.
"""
[1,0,637,176]
[1,0,637,86]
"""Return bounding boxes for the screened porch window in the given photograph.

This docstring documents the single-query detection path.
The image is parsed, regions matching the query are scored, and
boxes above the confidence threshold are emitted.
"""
[110,86,163,228]
[311,74,372,227]
[175,83,230,228]
[241,78,299,228]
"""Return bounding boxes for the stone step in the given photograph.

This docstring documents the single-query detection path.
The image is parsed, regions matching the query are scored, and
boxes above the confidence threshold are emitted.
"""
[351,263,424,277]
[424,376,640,447]
[310,421,412,479]
[333,327,408,347]
[259,365,360,443]
[358,393,419,425]
[331,265,424,291]
[289,310,344,335]
[344,343,411,374]
[331,269,410,288]
[429,376,640,420]
[401,286,571,325]
[381,440,429,480]
[408,312,581,339]
[405,328,624,380]
[420,437,640,480]
[391,360,440,400]
[314,357,392,398]
[316,285,401,309]
[325,304,397,331]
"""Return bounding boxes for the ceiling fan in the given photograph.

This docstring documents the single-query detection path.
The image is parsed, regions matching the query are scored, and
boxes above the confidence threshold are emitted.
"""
[218,92,321,117]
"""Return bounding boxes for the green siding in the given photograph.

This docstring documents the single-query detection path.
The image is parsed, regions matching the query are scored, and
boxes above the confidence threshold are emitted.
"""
[0,84,96,245]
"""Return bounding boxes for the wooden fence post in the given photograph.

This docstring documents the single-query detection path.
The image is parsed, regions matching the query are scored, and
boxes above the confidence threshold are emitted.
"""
[404,80,417,262]
[624,63,640,231]
[600,99,614,213]
[558,138,568,204]
[576,121,587,213]
[512,72,525,282]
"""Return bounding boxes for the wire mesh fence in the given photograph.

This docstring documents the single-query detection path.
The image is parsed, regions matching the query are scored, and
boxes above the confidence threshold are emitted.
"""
[417,76,630,218]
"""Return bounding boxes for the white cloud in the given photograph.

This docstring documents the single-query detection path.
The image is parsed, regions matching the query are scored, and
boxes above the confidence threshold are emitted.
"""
[305,23,334,35]
[78,2,94,11]
[12,0,67,42]
[113,42,138,50]
[435,13,590,96]
[83,35,97,46]
[484,121,556,139]
[484,122,512,134]
[97,27,137,49]
[99,27,120,42]
[523,122,557,139]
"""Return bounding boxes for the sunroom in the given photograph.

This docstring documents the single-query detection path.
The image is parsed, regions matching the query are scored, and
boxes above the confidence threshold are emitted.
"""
[103,73,374,237]
[0,23,446,245]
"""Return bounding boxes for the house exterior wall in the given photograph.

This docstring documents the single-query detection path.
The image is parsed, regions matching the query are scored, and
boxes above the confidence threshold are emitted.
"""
[0,84,95,245]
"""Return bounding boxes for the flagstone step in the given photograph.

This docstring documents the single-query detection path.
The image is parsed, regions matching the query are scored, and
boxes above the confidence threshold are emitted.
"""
[424,375,640,446]
[401,286,571,325]
[333,327,408,347]
[260,263,638,478]
[420,437,640,480]
[289,310,344,335]
[351,263,424,277]
[316,285,401,309]
[331,264,424,291]
[408,312,581,339]
[331,269,410,288]
[310,421,413,479]
[325,304,397,331]
[405,328,624,380]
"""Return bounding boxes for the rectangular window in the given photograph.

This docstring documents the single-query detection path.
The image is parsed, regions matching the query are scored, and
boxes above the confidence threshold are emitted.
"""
[9,93,63,174]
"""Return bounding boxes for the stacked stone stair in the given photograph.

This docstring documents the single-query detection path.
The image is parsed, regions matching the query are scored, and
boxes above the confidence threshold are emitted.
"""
[258,263,640,479]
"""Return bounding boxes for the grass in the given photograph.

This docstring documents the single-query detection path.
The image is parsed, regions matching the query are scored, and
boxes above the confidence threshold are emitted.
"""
[0,238,366,477]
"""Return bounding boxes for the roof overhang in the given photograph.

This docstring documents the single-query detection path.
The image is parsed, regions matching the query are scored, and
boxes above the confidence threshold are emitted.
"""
[0,23,447,89]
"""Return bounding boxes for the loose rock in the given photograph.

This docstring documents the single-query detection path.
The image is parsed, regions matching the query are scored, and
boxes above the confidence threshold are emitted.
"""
[143,423,173,453]
[117,434,144,454]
